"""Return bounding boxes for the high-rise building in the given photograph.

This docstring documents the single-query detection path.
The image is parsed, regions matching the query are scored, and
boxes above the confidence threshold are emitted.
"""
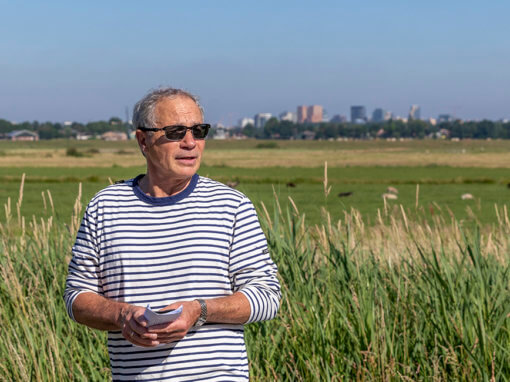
[408,105,421,120]
[297,106,308,124]
[350,106,367,123]
[306,105,323,123]
[279,111,297,123]
[330,114,347,123]
[437,114,454,123]
[372,108,384,123]
[239,117,254,128]
[254,113,272,128]
[372,108,392,123]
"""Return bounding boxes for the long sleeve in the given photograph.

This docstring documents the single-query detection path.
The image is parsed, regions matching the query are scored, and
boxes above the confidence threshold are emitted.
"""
[63,201,102,322]
[229,198,281,323]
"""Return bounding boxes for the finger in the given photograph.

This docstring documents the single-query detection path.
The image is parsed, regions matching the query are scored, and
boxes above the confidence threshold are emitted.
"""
[147,322,174,332]
[129,318,155,338]
[124,328,160,347]
[133,312,149,327]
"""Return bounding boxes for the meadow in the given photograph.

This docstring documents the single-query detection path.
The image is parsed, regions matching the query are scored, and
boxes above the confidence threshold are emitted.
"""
[0,139,509,225]
[0,139,509,380]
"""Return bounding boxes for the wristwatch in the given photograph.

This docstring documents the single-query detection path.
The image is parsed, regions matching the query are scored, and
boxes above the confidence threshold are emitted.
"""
[194,299,207,327]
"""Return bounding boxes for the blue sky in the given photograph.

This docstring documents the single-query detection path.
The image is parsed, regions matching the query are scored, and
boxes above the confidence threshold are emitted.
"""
[1,0,509,124]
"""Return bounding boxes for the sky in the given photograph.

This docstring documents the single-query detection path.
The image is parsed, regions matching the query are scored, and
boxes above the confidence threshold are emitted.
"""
[1,0,509,125]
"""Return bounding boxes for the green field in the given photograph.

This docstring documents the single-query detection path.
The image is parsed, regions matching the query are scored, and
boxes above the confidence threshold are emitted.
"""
[1,163,508,226]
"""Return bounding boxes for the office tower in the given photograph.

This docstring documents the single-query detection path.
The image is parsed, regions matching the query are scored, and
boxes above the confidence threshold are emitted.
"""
[330,114,347,123]
[306,105,323,123]
[279,111,297,123]
[372,108,384,123]
[351,106,367,123]
[297,106,308,123]
[409,105,421,120]
[254,113,272,128]
[239,117,254,128]
[437,114,454,123]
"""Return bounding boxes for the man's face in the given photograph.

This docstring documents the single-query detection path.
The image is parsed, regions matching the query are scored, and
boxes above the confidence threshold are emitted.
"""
[136,96,205,180]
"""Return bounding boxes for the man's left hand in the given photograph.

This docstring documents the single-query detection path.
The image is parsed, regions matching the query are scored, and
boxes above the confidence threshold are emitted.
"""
[146,300,201,343]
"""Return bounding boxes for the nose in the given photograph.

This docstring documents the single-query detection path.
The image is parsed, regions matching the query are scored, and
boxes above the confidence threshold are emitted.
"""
[179,129,196,148]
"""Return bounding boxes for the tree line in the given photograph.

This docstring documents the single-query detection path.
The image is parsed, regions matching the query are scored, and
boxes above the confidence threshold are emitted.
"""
[235,118,510,140]
[0,117,129,139]
[2,116,510,140]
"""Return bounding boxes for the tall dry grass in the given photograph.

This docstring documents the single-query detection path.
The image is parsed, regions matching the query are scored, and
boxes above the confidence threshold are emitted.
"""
[0,176,508,381]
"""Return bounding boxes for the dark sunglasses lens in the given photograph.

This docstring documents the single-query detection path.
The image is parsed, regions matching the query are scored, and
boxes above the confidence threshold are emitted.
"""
[192,125,209,139]
[164,126,187,141]
[163,125,209,141]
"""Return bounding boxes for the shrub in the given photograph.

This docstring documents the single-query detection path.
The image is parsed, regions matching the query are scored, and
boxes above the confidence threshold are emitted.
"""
[65,147,84,157]
[256,142,279,149]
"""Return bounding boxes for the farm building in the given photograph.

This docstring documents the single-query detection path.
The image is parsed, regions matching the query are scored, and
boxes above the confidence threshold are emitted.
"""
[7,130,39,141]
[101,131,128,141]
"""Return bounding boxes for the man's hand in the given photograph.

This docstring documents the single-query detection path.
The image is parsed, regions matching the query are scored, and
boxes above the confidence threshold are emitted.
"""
[73,292,160,347]
[146,300,201,344]
[73,292,250,346]
[119,304,160,347]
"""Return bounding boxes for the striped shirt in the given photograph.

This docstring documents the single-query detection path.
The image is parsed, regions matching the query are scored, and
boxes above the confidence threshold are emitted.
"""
[64,174,281,381]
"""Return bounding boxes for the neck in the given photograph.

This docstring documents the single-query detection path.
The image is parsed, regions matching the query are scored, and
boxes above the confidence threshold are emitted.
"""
[139,172,193,197]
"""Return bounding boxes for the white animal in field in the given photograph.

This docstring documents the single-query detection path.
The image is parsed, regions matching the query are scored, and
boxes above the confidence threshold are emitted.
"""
[386,186,399,194]
[382,193,398,200]
[461,193,474,200]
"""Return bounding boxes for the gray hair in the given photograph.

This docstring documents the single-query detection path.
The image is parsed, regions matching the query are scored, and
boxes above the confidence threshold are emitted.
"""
[132,87,204,130]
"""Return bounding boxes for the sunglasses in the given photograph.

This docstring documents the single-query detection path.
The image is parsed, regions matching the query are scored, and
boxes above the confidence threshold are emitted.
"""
[138,124,210,141]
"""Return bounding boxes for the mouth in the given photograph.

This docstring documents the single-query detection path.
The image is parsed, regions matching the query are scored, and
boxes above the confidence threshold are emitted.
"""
[175,155,198,165]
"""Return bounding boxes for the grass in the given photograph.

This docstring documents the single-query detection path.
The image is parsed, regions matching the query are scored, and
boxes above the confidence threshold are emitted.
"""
[0,164,508,226]
[0,139,510,168]
[0,178,508,381]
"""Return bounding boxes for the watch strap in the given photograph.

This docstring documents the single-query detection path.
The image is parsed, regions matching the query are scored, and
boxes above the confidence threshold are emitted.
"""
[194,299,207,327]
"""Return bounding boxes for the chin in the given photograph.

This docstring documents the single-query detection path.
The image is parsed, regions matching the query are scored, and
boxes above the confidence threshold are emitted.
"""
[174,165,200,178]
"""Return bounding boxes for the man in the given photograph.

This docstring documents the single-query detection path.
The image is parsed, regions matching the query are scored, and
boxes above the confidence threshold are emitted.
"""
[64,87,281,381]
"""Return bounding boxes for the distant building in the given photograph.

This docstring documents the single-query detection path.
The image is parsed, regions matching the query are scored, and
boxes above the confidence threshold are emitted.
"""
[7,130,39,141]
[330,114,347,123]
[101,131,128,141]
[350,106,367,123]
[372,108,384,123]
[279,111,296,123]
[213,126,227,140]
[306,105,323,123]
[296,106,308,124]
[76,132,92,140]
[301,130,316,140]
[372,108,393,123]
[408,105,421,120]
[438,114,454,123]
[254,113,272,129]
[239,117,254,128]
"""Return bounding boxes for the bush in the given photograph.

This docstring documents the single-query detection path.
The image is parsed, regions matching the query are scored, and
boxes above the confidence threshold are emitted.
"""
[65,147,84,157]
[256,142,279,149]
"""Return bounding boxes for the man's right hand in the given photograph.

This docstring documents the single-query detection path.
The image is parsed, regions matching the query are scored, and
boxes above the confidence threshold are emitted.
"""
[73,292,160,347]
[118,304,160,347]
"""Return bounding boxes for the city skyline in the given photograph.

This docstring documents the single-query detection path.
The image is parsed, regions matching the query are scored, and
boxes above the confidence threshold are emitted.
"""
[1,1,509,124]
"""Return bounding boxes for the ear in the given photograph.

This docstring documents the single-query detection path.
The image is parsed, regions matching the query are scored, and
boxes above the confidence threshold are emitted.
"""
[136,129,148,157]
